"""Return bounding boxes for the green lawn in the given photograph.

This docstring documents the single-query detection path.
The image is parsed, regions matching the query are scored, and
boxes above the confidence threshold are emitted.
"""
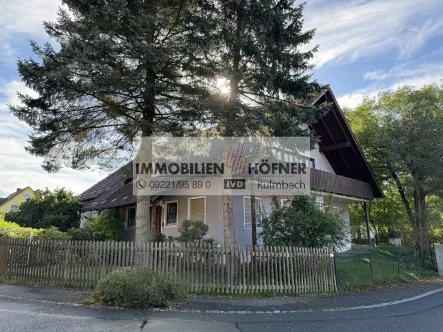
[335,247,437,291]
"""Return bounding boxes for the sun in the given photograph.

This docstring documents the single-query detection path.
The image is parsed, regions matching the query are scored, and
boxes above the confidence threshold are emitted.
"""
[216,78,230,94]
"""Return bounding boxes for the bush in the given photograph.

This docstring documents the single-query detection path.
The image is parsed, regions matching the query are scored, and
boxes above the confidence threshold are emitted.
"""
[4,188,80,231]
[82,210,123,241]
[67,227,94,241]
[260,196,347,248]
[153,233,167,242]
[0,215,43,238]
[36,226,71,240]
[93,267,188,308]
[177,220,209,243]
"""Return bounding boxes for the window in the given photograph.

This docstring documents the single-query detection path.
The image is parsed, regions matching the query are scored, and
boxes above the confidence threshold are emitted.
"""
[23,193,31,199]
[244,197,262,228]
[10,205,18,212]
[127,207,136,228]
[164,201,178,226]
[281,199,291,207]
[188,197,206,223]
[309,158,315,169]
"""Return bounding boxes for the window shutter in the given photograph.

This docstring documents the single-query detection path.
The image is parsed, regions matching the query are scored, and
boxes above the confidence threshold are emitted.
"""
[244,198,252,228]
[189,198,205,223]
[244,198,262,228]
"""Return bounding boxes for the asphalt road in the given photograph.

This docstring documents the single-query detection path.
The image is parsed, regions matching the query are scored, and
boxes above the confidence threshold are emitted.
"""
[0,287,443,332]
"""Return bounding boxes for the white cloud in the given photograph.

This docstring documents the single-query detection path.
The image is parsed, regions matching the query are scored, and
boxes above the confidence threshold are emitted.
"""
[304,0,443,68]
[0,80,104,197]
[0,0,60,63]
[363,70,389,81]
[337,50,443,108]
[0,0,59,37]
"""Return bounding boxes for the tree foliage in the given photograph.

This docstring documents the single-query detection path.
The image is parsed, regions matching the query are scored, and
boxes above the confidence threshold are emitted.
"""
[260,197,346,248]
[4,188,80,232]
[345,83,443,262]
[11,0,328,244]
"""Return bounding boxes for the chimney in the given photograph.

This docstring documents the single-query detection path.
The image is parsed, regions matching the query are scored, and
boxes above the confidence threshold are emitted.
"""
[16,188,21,192]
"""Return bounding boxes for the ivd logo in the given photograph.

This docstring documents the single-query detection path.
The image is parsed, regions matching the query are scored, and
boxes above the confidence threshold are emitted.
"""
[224,179,246,189]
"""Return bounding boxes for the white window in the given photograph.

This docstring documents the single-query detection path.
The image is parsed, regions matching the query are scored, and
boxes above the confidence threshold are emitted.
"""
[23,193,31,199]
[188,197,206,223]
[281,198,291,207]
[244,197,262,229]
[164,201,178,226]
[10,204,18,212]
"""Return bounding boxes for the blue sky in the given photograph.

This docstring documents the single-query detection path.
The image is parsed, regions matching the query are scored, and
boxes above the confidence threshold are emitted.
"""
[1,0,443,197]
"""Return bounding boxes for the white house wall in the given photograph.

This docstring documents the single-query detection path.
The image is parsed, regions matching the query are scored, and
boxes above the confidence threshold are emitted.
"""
[310,143,335,173]
[161,195,224,244]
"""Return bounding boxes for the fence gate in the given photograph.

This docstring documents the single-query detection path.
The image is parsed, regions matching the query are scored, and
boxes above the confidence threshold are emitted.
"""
[0,238,9,280]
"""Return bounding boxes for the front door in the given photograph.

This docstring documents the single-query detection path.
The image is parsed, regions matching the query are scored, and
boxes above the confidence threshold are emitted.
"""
[150,205,163,237]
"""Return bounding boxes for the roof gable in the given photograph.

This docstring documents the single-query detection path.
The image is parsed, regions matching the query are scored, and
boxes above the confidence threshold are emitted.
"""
[310,89,383,198]
[0,187,34,208]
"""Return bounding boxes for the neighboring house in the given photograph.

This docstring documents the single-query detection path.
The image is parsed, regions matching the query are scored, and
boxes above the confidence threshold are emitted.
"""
[0,187,35,214]
[79,89,383,250]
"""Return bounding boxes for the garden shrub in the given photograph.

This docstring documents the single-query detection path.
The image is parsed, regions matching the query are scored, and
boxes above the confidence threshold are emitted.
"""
[153,232,167,242]
[36,226,71,240]
[260,196,346,248]
[67,227,94,241]
[0,215,43,238]
[80,209,123,241]
[177,220,209,243]
[93,267,188,308]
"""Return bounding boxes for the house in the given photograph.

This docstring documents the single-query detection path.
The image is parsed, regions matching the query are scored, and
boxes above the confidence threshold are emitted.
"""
[0,187,35,214]
[79,89,383,250]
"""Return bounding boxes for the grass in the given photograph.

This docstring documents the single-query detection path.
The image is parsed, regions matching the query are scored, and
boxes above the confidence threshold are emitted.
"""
[335,247,438,291]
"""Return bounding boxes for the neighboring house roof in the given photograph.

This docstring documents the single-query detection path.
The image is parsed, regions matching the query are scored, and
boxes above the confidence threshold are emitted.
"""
[0,187,34,209]
[79,89,383,211]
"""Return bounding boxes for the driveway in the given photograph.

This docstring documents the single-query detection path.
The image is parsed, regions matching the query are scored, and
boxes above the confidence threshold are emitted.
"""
[0,281,442,331]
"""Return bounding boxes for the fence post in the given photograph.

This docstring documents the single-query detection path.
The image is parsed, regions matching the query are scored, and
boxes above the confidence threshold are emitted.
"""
[332,248,337,288]
[397,246,400,273]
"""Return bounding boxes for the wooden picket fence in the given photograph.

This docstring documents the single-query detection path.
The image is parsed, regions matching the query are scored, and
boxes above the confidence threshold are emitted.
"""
[0,237,336,294]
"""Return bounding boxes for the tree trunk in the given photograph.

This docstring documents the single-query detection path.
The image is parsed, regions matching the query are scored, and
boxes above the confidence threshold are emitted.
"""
[251,195,257,247]
[356,227,362,240]
[413,182,429,266]
[390,169,414,224]
[221,3,244,247]
[136,195,151,243]
[223,195,236,245]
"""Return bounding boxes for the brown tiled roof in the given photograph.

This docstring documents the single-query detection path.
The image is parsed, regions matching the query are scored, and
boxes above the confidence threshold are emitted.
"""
[0,198,6,206]
[79,163,137,211]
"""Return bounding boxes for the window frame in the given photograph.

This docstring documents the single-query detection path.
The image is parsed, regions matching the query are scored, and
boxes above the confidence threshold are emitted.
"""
[187,196,207,224]
[163,200,179,227]
[10,204,18,212]
[243,197,263,229]
[126,207,136,229]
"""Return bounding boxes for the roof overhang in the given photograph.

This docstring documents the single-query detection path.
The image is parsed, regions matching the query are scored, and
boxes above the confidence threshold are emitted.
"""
[310,89,383,199]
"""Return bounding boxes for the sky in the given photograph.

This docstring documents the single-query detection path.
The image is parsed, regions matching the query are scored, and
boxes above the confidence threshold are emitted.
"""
[1,0,443,197]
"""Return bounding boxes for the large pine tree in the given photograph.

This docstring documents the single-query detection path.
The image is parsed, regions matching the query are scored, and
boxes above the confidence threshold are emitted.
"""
[11,0,214,243]
[11,0,327,245]
[196,0,327,244]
